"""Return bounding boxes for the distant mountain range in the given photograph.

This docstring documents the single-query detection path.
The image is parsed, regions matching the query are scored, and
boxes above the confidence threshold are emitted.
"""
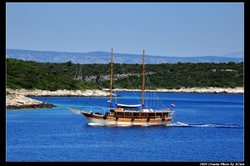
[6,49,243,64]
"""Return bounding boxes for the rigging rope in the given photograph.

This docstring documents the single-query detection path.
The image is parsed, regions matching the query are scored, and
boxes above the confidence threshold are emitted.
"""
[144,55,166,110]
[117,60,141,104]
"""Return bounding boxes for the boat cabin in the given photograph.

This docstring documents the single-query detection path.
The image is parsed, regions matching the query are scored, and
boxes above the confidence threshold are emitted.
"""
[108,103,171,119]
[110,110,170,119]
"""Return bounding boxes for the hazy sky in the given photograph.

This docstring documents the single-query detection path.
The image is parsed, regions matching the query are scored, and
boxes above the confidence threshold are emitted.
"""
[6,2,244,57]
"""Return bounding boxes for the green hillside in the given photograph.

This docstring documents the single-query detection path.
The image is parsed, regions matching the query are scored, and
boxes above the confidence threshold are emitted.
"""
[7,58,243,90]
[7,59,98,90]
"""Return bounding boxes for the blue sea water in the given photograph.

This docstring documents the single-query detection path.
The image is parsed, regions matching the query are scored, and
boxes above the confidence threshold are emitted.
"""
[6,92,244,162]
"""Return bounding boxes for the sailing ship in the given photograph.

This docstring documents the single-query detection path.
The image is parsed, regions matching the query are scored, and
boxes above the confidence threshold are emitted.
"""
[77,48,175,126]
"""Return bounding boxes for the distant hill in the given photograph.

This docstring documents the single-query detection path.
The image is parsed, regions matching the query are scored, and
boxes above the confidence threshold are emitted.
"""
[6,49,243,64]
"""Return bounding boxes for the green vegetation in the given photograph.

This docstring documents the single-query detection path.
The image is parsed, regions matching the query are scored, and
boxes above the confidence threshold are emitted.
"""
[7,59,98,90]
[7,58,243,90]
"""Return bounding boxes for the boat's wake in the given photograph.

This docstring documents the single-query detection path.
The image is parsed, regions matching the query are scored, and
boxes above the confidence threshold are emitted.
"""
[67,108,82,114]
[87,122,242,128]
[168,121,242,128]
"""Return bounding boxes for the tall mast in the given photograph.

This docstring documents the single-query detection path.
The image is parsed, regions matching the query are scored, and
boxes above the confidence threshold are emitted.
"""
[109,48,114,103]
[142,50,145,107]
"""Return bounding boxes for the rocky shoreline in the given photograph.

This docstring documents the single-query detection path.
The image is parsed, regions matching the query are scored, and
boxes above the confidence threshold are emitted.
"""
[7,89,112,97]
[6,87,243,110]
[113,87,244,94]
[6,93,55,110]
[6,89,113,110]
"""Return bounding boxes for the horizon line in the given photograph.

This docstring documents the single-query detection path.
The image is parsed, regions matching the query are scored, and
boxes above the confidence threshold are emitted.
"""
[6,48,243,58]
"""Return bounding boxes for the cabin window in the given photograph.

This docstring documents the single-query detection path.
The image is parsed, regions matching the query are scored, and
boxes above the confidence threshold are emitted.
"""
[164,113,168,117]
[116,112,124,117]
[133,112,139,118]
[149,113,155,117]
[156,113,162,116]
[141,113,148,117]
[148,113,155,118]
[133,112,139,116]
[125,112,132,117]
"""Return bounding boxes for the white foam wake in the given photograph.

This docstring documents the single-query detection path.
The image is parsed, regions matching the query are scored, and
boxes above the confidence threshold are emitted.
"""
[87,121,241,128]
[168,121,242,128]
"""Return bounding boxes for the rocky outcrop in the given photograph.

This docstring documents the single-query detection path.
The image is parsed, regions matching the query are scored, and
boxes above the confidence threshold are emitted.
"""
[7,89,113,97]
[6,89,115,110]
[6,93,55,110]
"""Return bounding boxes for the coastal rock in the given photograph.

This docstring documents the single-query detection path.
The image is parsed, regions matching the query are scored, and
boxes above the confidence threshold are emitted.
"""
[6,93,55,110]
[6,88,114,110]
[113,87,244,94]
[7,89,113,97]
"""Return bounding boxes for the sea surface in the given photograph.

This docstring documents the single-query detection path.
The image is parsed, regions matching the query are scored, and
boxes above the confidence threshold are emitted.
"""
[6,92,244,162]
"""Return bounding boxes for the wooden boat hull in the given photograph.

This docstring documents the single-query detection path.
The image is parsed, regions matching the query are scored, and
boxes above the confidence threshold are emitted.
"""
[82,112,172,126]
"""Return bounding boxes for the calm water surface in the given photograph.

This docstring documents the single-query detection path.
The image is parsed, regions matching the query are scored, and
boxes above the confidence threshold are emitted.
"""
[6,92,244,161]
